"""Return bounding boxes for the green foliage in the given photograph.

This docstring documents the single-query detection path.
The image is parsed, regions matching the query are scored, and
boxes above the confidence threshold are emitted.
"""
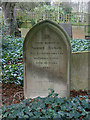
[16,4,72,26]
[70,39,89,52]
[34,5,61,13]
[2,36,89,85]
[61,2,72,14]
[2,64,23,86]
[1,89,89,119]
[2,36,24,85]
[2,20,10,36]
[15,2,39,11]
[2,35,24,64]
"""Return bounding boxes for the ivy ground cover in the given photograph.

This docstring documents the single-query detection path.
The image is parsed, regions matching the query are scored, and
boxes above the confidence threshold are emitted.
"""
[1,89,89,120]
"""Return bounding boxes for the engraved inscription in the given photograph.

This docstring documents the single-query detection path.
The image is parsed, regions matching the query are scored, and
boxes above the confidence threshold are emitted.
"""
[30,41,64,69]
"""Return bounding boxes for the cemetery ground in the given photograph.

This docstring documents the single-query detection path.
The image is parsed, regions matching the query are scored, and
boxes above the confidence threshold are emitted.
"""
[1,35,90,119]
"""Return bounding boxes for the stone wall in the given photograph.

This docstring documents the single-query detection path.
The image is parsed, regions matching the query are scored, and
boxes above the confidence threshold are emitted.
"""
[72,26,85,39]
[71,51,89,90]
[21,25,85,39]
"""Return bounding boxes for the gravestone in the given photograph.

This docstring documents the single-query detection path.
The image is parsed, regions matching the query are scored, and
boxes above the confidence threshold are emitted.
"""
[21,28,29,38]
[23,20,71,98]
[72,26,85,39]
[59,23,72,38]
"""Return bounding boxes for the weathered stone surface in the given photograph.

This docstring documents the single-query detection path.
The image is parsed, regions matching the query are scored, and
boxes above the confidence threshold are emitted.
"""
[71,51,89,90]
[72,26,85,39]
[23,20,71,98]
[21,28,29,38]
[59,23,72,38]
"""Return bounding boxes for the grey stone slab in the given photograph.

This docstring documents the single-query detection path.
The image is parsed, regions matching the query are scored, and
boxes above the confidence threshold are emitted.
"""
[59,23,72,38]
[23,20,71,98]
[71,51,89,90]
[72,26,85,39]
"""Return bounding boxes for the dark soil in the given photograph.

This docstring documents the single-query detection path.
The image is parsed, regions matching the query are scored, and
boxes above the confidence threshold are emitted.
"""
[1,83,89,106]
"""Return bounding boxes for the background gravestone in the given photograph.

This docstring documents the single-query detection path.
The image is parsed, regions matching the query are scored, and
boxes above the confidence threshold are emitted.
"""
[23,20,71,98]
[59,23,72,38]
[72,26,85,39]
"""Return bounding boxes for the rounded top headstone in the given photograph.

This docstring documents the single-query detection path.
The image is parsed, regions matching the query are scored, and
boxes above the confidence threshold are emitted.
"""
[23,20,71,98]
[23,20,71,52]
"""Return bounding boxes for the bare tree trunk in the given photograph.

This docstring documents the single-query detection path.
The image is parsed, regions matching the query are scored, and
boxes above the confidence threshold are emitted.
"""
[2,2,20,36]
